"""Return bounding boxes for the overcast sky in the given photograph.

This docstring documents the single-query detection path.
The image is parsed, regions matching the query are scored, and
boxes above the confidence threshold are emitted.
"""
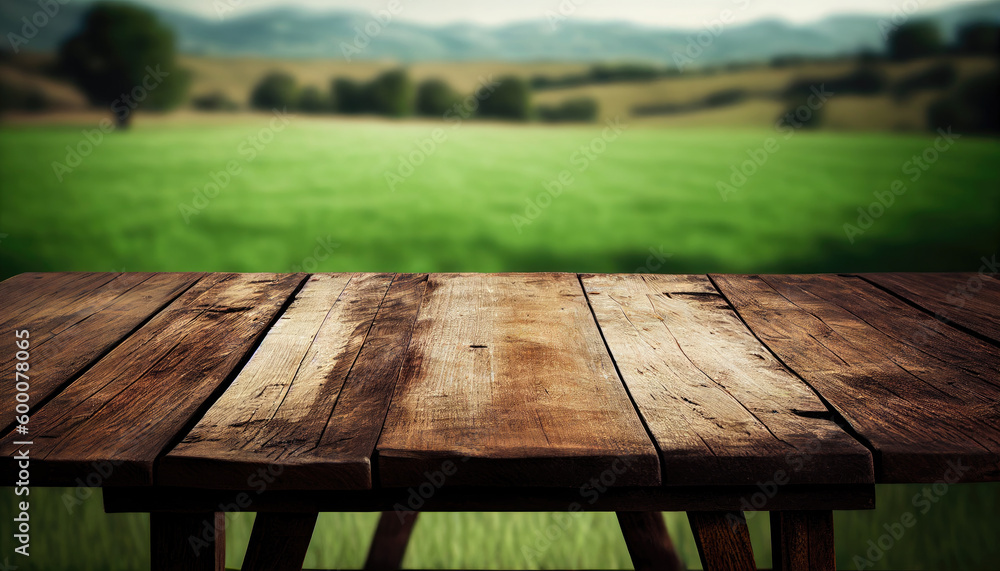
[132,0,987,28]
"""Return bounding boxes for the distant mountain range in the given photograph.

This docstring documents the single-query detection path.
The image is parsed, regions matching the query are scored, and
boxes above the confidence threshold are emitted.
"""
[3,0,999,64]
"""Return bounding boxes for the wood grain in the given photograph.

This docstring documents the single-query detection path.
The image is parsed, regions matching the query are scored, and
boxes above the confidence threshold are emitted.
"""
[0,273,305,486]
[160,273,413,490]
[861,272,1000,344]
[242,513,318,571]
[713,274,1000,483]
[583,273,873,486]
[377,273,660,488]
[0,272,203,425]
[364,512,419,571]
[770,510,835,571]
[687,511,756,571]
[616,512,683,571]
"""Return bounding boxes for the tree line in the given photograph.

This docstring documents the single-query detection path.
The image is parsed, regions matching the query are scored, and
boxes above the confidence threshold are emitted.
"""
[237,70,599,123]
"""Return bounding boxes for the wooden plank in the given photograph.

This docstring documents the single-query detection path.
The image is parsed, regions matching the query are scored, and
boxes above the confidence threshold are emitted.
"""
[770,511,835,571]
[0,273,111,324]
[150,512,225,571]
[687,511,756,571]
[242,513,318,571]
[364,512,419,571]
[0,273,305,486]
[376,273,661,488]
[160,273,426,490]
[582,274,873,486]
[713,274,1000,483]
[616,512,683,571]
[861,272,1000,344]
[0,272,204,424]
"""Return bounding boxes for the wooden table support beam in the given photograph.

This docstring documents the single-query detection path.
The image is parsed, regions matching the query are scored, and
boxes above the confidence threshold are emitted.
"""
[687,511,755,571]
[364,511,420,570]
[770,510,835,571]
[242,512,318,571]
[150,512,225,571]
[616,511,683,571]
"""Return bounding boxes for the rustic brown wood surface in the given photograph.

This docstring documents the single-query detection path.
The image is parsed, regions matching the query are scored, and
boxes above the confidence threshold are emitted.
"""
[161,273,399,490]
[0,272,202,425]
[861,272,1000,344]
[770,510,835,571]
[583,273,873,486]
[712,273,1000,483]
[1,272,995,492]
[0,273,305,486]
[376,273,661,488]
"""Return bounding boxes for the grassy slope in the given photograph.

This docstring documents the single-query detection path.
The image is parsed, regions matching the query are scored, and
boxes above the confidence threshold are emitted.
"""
[1,119,998,278]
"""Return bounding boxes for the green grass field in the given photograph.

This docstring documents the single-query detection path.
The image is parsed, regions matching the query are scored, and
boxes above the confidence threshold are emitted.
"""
[1,117,999,570]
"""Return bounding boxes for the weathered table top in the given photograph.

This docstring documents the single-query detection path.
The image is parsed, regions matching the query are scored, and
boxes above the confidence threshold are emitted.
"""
[2,272,998,491]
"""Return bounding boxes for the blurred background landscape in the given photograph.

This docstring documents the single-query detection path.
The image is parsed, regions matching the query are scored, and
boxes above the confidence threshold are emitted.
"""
[1,0,999,569]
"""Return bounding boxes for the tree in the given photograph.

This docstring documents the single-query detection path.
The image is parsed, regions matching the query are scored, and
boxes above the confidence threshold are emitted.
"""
[250,72,298,111]
[537,97,598,123]
[415,78,460,116]
[298,86,330,113]
[928,70,999,134]
[366,69,413,117]
[477,76,530,121]
[58,2,189,128]
[956,23,1000,56]
[887,21,943,61]
[333,78,366,114]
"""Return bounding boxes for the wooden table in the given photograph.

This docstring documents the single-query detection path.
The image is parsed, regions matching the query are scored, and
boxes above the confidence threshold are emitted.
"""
[2,272,998,571]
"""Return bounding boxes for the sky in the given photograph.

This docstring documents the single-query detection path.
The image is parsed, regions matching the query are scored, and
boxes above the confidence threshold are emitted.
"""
[133,0,988,28]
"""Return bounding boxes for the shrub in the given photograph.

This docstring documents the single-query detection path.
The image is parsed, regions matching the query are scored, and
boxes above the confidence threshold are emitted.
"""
[191,91,239,112]
[415,78,460,116]
[477,76,530,121]
[928,70,999,134]
[537,97,599,123]
[250,72,298,111]
[784,68,887,98]
[887,21,944,61]
[892,63,957,100]
[333,78,366,114]
[703,88,748,108]
[366,69,413,117]
[298,86,330,113]
[956,23,1000,56]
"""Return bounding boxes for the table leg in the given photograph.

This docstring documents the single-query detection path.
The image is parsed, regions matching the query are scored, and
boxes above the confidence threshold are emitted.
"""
[770,510,835,571]
[616,511,684,571]
[364,511,420,570]
[687,511,755,571]
[150,512,225,571]
[241,512,318,571]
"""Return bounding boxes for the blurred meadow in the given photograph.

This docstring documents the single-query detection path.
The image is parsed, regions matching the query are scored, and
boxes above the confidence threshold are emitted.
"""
[1,0,999,569]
